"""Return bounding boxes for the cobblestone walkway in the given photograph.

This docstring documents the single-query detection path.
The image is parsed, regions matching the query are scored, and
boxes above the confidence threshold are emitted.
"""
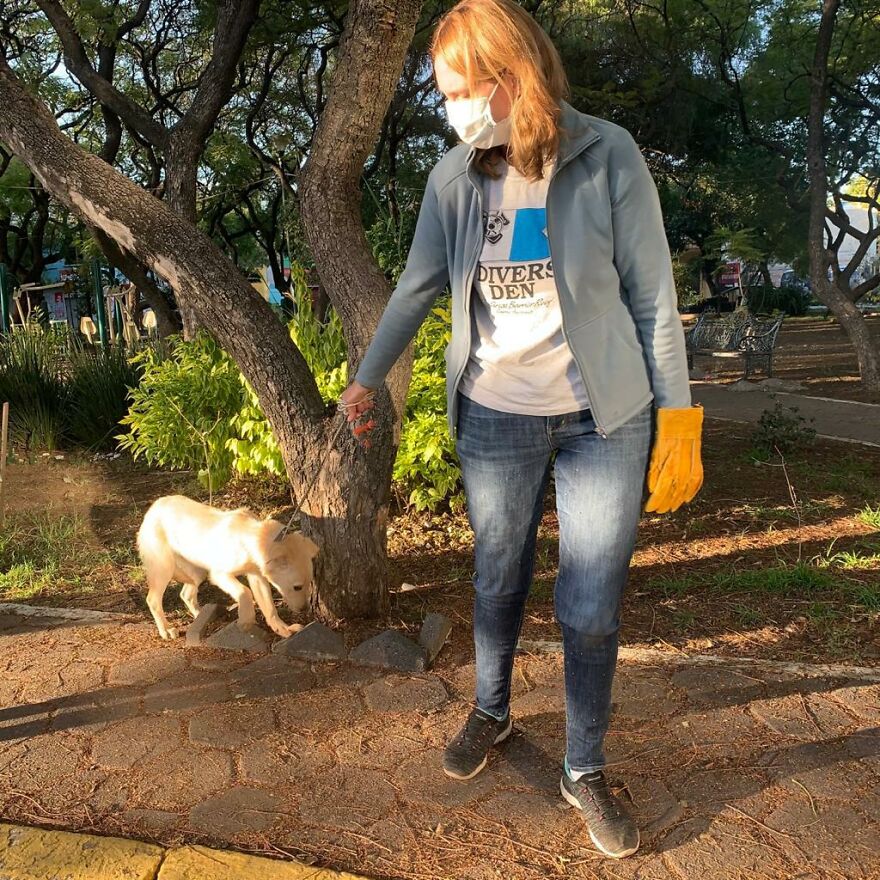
[1,611,878,880]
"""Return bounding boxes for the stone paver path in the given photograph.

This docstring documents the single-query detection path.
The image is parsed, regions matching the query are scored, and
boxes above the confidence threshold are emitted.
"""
[1,611,878,880]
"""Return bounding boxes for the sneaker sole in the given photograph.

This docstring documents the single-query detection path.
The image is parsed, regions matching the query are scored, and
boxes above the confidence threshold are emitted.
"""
[559,777,640,859]
[442,717,513,781]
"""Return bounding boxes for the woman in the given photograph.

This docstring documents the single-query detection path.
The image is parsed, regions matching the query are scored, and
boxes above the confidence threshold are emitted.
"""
[340,0,703,859]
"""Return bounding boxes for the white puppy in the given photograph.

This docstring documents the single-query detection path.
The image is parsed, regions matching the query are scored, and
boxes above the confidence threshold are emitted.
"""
[137,495,319,640]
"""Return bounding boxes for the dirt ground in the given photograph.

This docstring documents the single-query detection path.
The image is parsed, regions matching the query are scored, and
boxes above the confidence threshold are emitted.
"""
[3,415,879,668]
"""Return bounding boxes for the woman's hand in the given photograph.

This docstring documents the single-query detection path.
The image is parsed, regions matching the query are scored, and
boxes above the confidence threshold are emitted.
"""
[339,381,377,448]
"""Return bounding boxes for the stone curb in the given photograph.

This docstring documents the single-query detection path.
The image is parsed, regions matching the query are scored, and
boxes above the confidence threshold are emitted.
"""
[0,602,134,622]
[518,640,880,681]
[0,823,370,880]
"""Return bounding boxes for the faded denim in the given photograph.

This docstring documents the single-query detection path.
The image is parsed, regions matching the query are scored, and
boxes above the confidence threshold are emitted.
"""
[455,391,653,772]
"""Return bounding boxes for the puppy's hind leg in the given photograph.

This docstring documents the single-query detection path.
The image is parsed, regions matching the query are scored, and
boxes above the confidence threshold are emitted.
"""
[174,557,207,619]
[145,569,178,640]
[138,510,179,640]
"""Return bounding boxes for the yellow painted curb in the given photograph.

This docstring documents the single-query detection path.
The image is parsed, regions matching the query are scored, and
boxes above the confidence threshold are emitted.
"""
[0,822,164,880]
[157,845,370,880]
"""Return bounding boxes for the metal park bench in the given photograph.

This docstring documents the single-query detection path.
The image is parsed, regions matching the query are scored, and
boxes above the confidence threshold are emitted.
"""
[685,311,785,378]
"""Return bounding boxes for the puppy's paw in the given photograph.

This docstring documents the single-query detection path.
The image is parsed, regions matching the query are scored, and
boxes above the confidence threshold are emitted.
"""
[267,619,294,638]
[285,623,305,636]
[161,626,179,640]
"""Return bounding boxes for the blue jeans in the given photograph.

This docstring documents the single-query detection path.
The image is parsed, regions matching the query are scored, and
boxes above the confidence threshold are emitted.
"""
[454,391,653,773]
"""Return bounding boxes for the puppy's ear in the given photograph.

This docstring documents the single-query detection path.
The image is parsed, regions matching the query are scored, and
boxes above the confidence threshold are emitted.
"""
[257,519,285,547]
[300,535,320,559]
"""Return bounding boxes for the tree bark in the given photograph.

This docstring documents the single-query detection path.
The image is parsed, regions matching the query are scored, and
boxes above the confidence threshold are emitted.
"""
[298,0,424,620]
[806,0,880,391]
[92,227,182,338]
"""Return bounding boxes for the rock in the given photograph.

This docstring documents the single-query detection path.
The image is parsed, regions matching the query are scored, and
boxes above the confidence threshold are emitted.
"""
[728,378,760,392]
[760,377,806,393]
[350,629,428,673]
[185,603,219,646]
[271,621,346,661]
[0,602,129,623]
[419,613,452,664]
[203,621,270,654]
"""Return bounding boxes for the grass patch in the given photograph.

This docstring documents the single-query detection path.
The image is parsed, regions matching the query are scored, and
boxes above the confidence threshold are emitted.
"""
[791,454,877,497]
[646,559,878,610]
[0,511,112,602]
[815,539,880,571]
[858,504,880,530]
[732,603,763,626]
[708,561,834,595]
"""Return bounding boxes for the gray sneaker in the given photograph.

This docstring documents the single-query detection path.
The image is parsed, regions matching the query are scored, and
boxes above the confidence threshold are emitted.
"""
[560,767,640,858]
[443,707,513,780]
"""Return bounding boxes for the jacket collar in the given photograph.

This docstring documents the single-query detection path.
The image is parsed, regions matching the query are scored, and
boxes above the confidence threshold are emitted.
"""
[556,99,602,164]
[465,99,601,176]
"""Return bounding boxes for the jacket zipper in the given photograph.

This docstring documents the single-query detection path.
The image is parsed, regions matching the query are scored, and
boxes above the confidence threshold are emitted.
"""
[452,134,608,440]
[545,135,608,438]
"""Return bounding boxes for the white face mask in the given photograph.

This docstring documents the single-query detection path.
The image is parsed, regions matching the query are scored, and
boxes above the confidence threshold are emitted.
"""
[444,81,512,148]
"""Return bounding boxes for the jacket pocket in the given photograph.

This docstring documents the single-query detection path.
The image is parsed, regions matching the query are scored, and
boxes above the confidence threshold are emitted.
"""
[566,300,652,426]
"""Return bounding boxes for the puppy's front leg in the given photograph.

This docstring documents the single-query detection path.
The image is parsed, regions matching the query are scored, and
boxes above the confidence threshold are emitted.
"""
[211,573,258,632]
[246,574,297,638]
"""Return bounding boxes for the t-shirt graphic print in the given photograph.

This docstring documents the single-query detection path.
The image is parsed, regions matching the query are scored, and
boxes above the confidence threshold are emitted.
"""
[459,161,591,415]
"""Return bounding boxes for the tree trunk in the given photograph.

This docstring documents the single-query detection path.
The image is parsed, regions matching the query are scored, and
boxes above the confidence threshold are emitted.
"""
[299,0,425,619]
[166,132,203,339]
[0,51,403,621]
[805,0,880,393]
[92,226,182,337]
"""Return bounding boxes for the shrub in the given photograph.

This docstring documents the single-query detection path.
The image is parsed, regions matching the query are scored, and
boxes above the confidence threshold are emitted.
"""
[117,262,464,509]
[118,334,245,494]
[393,298,463,511]
[746,284,811,316]
[750,402,817,458]
[0,328,68,450]
[67,342,142,449]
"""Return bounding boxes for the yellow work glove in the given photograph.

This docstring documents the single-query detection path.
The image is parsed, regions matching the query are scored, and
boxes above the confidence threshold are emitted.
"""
[644,404,704,514]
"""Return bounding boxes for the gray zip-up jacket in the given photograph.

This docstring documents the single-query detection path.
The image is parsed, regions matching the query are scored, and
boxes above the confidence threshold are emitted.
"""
[354,100,692,439]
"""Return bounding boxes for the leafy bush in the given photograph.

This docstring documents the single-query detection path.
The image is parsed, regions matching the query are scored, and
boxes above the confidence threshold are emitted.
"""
[0,328,68,450]
[227,266,347,478]
[118,334,245,494]
[117,260,463,509]
[750,402,817,458]
[747,284,812,316]
[67,342,142,448]
[393,297,463,511]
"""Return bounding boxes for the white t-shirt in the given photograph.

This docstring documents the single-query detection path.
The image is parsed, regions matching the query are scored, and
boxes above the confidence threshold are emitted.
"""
[459,159,591,415]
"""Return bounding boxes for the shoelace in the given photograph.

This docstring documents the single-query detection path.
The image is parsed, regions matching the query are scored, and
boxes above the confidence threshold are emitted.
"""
[454,711,498,753]
[577,773,621,822]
